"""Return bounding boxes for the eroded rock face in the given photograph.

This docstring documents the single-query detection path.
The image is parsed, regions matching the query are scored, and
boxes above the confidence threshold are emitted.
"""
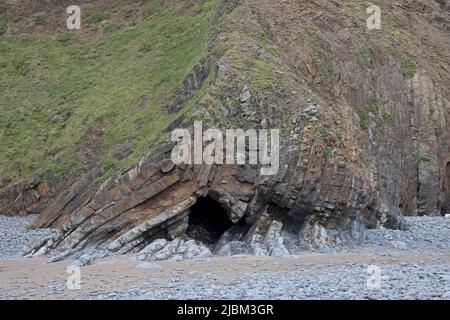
[0,176,55,217]
[22,136,380,263]
[7,0,450,262]
[136,238,213,262]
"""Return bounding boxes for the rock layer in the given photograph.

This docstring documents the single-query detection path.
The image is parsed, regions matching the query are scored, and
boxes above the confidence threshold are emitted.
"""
[4,0,450,261]
[22,136,386,261]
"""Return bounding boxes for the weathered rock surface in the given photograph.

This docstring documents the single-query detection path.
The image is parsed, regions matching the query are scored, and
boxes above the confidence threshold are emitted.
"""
[4,0,450,262]
[136,238,213,262]
[18,138,391,263]
[0,176,54,217]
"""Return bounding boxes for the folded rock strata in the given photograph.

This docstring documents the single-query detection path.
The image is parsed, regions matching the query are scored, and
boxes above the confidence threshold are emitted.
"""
[2,0,449,263]
[22,137,384,263]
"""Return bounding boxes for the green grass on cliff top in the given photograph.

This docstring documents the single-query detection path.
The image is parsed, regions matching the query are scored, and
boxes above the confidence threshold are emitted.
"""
[0,0,218,185]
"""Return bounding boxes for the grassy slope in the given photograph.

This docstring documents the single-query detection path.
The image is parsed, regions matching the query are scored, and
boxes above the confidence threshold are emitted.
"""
[0,0,218,185]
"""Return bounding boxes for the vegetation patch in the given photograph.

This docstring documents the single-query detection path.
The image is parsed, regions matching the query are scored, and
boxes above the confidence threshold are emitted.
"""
[418,154,432,163]
[211,42,229,58]
[428,104,436,116]
[357,43,375,68]
[316,124,328,138]
[144,0,167,17]
[401,57,417,79]
[324,146,333,158]
[352,105,370,130]
[260,37,281,56]
[93,170,114,187]
[56,32,73,44]
[416,145,432,164]
[320,64,335,87]
[86,11,111,24]
[103,21,123,33]
[0,0,219,184]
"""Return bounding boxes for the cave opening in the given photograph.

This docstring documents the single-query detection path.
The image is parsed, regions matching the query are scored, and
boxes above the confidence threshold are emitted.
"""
[186,196,234,245]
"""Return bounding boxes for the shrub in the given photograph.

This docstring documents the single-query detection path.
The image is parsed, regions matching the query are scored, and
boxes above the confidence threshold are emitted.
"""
[416,144,432,163]
[353,105,370,130]
[381,112,394,125]
[401,57,417,78]
[418,154,432,163]
[316,124,328,137]
[428,105,436,115]
[86,11,111,24]
[324,146,333,158]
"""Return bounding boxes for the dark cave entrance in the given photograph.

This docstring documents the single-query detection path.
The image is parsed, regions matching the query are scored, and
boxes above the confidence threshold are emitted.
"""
[187,196,234,245]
